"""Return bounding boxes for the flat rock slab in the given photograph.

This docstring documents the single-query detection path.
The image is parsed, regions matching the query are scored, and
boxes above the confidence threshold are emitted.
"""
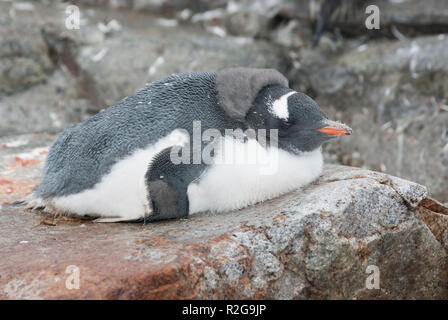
[0,134,447,299]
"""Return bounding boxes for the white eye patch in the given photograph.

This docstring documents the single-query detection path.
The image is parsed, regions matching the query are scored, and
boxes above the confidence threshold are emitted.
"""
[269,91,296,120]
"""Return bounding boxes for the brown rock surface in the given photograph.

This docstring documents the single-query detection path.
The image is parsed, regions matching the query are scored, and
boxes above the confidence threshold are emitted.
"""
[0,133,447,299]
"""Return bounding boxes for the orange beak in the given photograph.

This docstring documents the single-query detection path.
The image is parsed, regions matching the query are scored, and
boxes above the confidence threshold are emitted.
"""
[317,120,352,136]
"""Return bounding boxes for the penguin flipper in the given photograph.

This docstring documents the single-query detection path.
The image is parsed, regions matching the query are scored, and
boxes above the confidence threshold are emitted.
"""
[2,200,28,208]
[144,147,207,223]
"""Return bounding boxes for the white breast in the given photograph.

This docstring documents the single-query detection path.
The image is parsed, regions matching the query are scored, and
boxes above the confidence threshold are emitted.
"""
[187,137,323,214]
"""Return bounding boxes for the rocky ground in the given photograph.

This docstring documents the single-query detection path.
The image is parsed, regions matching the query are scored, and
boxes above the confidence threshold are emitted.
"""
[1,0,448,299]
[1,133,448,299]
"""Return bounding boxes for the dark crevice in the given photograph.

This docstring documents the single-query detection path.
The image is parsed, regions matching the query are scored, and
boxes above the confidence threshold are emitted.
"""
[419,197,448,215]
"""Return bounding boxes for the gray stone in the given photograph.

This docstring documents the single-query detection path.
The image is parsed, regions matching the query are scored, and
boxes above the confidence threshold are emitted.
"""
[0,6,53,95]
[292,35,448,202]
[74,7,286,107]
[284,0,448,34]
[0,1,287,136]
[0,70,90,136]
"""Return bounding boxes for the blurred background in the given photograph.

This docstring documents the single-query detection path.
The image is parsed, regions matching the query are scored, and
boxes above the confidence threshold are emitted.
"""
[0,0,447,203]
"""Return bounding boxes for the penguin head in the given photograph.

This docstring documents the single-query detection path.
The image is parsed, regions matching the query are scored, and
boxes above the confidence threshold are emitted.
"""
[247,85,352,154]
[215,67,352,154]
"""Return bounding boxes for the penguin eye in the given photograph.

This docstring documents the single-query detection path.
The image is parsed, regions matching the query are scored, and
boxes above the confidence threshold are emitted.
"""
[280,119,293,131]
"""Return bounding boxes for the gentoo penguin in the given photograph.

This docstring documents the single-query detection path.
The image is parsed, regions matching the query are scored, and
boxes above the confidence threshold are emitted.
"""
[27,67,352,222]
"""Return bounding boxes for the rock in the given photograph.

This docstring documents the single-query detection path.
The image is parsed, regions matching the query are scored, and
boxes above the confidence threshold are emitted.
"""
[0,4,53,95]
[0,1,94,136]
[291,35,448,203]
[270,19,311,49]
[71,7,287,108]
[71,0,288,38]
[281,0,448,37]
[48,0,448,38]
[72,0,228,12]
[0,70,91,136]
[1,133,447,299]
[0,1,287,136]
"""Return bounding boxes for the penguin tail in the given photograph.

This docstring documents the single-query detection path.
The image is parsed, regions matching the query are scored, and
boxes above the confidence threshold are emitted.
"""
[8,200,27,207]
[23,191,47,211]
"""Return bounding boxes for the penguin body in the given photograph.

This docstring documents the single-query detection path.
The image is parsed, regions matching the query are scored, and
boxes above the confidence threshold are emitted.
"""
[28,67,351,222]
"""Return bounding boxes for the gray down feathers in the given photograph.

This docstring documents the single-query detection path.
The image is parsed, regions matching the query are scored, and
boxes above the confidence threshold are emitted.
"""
[215,67,289,120]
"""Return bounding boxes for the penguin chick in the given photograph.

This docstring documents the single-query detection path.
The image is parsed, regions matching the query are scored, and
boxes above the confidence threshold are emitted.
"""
[27,67,352,222]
